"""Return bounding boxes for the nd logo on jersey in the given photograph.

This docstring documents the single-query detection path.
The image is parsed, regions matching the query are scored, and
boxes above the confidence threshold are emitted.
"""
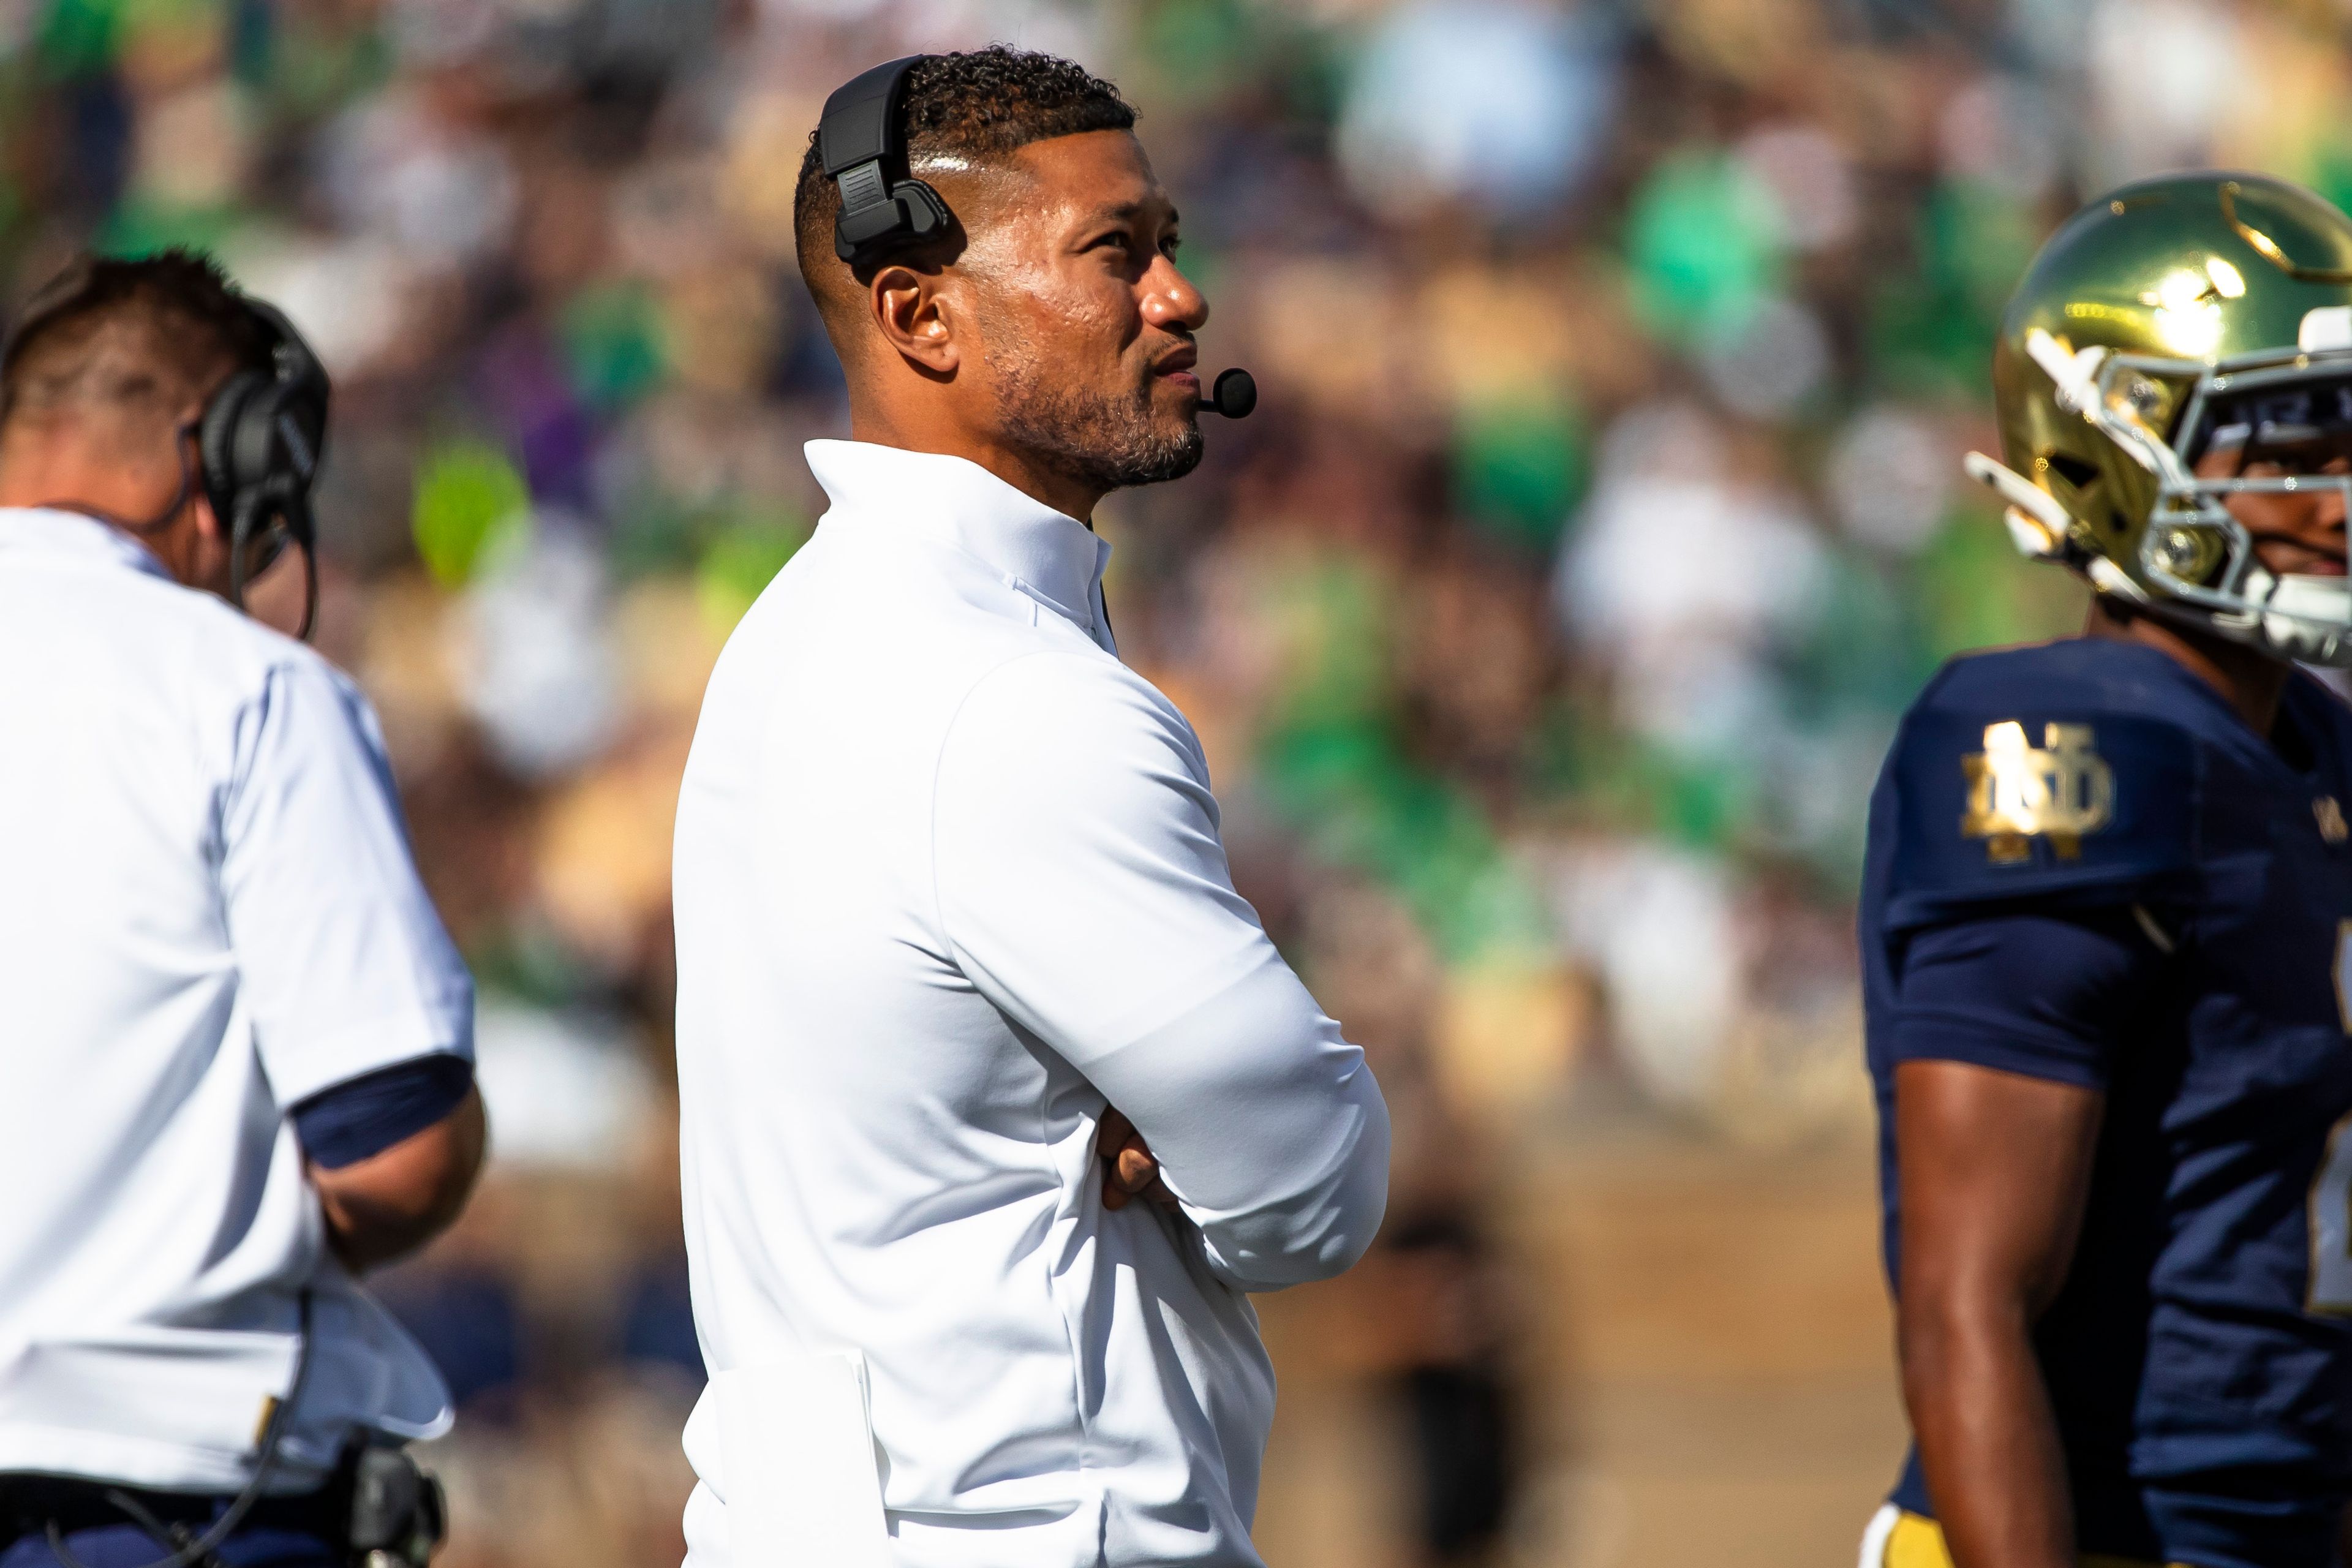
[1961,721,2116,864]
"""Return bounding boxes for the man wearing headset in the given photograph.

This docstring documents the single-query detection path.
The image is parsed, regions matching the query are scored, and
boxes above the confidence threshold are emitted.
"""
[672,48,1389,1568]
[0,252,480,1568]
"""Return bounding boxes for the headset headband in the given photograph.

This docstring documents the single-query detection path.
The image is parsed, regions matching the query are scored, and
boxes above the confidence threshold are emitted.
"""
[821,56,953,267]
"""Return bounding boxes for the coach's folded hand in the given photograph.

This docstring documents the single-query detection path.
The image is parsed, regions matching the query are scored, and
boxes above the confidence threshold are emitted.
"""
[1098,1107,1180,1212]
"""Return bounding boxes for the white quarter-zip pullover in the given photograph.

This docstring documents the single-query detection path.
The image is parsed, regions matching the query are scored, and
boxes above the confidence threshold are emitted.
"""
[673,440,1390,1568]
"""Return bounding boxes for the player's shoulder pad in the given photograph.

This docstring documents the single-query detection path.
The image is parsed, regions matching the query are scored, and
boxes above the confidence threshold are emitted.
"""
[1882,640,2198,930]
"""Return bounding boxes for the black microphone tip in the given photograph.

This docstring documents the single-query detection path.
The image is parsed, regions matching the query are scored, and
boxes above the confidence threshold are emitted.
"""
[1205,367,1257,420]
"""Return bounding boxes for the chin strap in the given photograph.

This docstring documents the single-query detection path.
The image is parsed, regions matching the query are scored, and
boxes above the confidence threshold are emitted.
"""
[2219,566,2352,666]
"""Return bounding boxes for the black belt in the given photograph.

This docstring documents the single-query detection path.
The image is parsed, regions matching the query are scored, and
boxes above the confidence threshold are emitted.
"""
[0,1470,350,1555]
[0,1441,443,1568]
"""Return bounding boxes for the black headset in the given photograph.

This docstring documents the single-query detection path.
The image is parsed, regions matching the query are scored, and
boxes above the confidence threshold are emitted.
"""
[0,275,331,638]
[821,56,954,270]
[198,297,331,638]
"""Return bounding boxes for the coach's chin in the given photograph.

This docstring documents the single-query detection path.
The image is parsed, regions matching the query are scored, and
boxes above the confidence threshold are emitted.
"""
[668,46,1389,1568]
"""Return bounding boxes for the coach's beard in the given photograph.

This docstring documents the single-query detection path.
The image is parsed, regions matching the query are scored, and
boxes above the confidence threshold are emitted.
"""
[991,345,1204,495]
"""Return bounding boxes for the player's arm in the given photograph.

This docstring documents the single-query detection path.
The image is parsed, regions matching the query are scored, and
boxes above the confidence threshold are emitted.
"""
[1896,1057,2101,1568]
[1883,905,2156,1568]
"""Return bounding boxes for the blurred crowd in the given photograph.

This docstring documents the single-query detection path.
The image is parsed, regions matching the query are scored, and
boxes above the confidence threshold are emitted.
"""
[2,0,2341,1562]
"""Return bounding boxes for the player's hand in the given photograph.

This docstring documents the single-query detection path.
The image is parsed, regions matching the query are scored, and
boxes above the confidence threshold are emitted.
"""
[1097,1107,1179,1212]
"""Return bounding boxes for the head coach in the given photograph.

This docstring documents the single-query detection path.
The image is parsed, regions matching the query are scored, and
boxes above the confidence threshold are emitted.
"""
[0,254,481,1568]
[671,47,1390,1568]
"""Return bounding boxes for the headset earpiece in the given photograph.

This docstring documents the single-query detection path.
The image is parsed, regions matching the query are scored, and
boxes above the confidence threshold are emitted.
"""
[194,299,330,637]
[821,56,956,270]
[196,368,264,532]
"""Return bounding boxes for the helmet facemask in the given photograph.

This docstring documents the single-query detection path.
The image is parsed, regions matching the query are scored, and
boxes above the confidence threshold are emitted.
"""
[2162,360,2352,664]
[1972,323,2352,668]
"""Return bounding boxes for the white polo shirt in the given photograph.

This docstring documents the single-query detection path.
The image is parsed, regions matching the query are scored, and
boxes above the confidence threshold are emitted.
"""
[0,508,472,1490]
[673,441,1391,1568]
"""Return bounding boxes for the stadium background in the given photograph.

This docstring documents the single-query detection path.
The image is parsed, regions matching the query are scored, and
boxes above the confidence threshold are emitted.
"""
[7,0,2340,1562]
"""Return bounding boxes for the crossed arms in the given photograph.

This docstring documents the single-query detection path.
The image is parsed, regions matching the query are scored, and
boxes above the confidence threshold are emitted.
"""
[933,652,1392,1291]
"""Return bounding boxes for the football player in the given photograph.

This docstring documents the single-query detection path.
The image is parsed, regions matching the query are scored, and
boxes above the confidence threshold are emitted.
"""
[1860,172,2352,1568]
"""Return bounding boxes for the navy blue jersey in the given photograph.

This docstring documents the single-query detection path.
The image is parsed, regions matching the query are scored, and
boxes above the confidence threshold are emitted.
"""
[1861,636,2352,1568]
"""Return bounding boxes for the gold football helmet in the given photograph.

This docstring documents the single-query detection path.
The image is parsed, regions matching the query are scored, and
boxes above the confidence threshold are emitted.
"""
[1967,172,2352,665]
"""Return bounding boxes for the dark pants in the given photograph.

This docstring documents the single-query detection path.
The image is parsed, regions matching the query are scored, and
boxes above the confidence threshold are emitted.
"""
[0,1479,346,1568]
[0,1523,341,1568]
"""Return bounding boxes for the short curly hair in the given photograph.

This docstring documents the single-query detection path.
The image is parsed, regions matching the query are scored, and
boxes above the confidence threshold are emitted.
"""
[793,47,1137,301]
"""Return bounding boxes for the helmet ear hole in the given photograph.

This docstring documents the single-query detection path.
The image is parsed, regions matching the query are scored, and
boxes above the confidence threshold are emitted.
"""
[2046,451,2100,491]
[2041,451,2112,542]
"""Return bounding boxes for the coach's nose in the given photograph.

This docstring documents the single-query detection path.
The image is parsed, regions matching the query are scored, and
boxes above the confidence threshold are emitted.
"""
[1143,255,1208,334]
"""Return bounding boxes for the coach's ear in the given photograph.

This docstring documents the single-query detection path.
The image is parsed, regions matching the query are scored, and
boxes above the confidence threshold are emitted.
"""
[870,264,962,378]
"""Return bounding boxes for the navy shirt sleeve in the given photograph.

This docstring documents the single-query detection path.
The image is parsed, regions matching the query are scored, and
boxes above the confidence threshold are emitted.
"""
[1878,661,2198,935]
[1889,907,2165,1092]
[292,1053,475,1169]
